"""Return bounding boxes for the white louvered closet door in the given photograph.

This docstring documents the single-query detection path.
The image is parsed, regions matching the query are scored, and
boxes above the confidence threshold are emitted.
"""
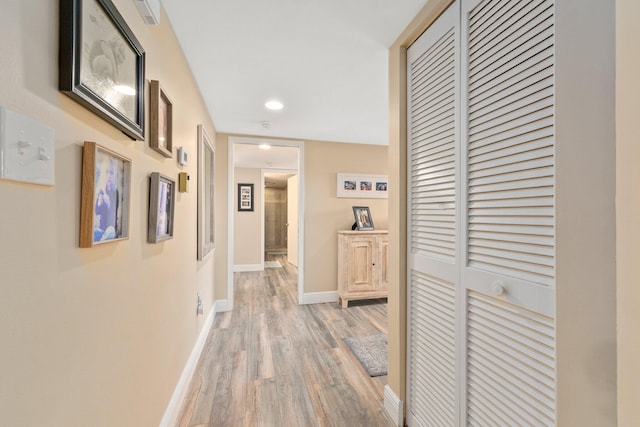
[461,0,556,424]
[406,2,460,426]
[407,0,557,425]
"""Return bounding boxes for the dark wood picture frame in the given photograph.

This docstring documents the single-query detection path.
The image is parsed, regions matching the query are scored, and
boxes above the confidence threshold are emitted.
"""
[148,172,175,243]
[80,141,132,247]
[59,0,146,140]
[352,206,374,231]
[149,80,173,158]
[237,183,254,212]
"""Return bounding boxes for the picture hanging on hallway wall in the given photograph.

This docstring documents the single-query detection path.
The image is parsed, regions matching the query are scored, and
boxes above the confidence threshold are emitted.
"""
[197,125,215,260]
[149,80,173,158]
[237,183,254,212]
[59,0,146,140]
[79,141,132,248]
[337,173,388,199]
[148,173,175,243]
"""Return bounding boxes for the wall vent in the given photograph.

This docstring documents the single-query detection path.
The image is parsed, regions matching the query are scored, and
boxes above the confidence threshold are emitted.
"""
[134,0,160,26]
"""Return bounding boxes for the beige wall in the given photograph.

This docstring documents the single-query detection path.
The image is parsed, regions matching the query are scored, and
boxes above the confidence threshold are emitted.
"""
[234,167,262,266]
[389,1,617,425]
[616,0,640,424]
[0,2,217,425]
[304,140,388,294]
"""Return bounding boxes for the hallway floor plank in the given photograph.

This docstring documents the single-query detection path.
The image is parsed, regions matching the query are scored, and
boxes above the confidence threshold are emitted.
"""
[176,256,391,427]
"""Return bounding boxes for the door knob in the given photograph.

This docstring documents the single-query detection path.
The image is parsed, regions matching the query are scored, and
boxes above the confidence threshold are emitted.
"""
[491,282,505,297]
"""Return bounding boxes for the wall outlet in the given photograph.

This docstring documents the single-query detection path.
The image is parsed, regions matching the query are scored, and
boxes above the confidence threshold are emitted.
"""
[196,292,203,315]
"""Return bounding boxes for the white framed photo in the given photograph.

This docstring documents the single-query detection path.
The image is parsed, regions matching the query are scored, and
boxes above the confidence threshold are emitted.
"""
[337,173,388,199]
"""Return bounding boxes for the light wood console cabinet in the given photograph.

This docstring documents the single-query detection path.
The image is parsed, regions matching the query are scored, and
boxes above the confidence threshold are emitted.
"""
[337,230,388,308]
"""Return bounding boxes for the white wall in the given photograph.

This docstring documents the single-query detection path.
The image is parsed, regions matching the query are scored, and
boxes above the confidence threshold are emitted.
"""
[233,167,262,267]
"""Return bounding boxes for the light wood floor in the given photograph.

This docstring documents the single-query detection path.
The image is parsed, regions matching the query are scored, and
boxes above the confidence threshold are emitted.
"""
[176,255,392,427]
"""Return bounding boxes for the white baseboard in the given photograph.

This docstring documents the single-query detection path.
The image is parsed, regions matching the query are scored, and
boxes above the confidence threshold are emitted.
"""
[384,385,404,426]
[233,263,263,272]
[215,298,232,313]
[159,306,216,427]
[302,291,338,305]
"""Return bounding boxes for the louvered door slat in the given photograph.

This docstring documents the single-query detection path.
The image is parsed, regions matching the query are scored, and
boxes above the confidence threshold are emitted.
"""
[467,291,556,426]
[469,1,552,71]
[410,21,457,263]
[409,272,457,426]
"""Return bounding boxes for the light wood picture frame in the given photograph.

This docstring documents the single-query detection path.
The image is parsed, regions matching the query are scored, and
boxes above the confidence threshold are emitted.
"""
[149,80,173,158]
[197,124,215,260]
[148,172,175,243]
[80,141,132,247]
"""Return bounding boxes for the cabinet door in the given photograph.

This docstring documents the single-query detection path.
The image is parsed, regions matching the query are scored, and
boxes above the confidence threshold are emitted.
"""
[376,236,389,290]
[346,237,376,292]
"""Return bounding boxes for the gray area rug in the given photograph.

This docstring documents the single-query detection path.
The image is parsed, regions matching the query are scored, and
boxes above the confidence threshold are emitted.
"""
[343,333,388,377]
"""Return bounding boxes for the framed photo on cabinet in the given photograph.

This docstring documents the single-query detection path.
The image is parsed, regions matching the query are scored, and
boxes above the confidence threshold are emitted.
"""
[352,206,374,231]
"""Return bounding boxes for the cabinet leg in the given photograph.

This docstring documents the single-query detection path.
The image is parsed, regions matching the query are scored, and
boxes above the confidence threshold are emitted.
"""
[340,297,349,309]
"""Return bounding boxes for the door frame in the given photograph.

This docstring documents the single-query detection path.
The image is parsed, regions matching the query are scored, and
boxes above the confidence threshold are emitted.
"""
[262,168,297,261]
[228,136,305,307]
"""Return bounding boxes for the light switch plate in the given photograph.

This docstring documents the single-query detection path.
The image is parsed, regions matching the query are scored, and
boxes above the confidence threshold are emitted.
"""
[0,107,55,186]
[177,146,188,166]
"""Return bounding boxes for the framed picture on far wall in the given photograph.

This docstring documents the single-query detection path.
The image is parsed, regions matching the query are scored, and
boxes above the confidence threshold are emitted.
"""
[148,172,175,243]
[79,141,132,248]
[238,183,254,212]
[337,173,388,199]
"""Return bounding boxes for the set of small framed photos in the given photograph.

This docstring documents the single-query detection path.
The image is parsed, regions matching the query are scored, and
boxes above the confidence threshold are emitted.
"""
[78,141,175,247]
[337,173,388,199]
[78,124,214,260]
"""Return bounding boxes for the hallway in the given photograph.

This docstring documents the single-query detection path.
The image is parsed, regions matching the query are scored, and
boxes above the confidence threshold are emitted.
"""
[176,256,392,426]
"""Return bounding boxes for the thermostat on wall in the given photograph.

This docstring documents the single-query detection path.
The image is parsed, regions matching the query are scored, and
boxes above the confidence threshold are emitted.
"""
[177,146,188,166]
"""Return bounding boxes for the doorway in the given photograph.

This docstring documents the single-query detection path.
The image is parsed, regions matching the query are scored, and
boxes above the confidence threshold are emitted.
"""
[264,171,297,261]
[228,137,305,307]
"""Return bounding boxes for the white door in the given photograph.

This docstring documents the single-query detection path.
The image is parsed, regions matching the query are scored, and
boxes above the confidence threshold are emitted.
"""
[287,175,298,267]
[407,0,557,425]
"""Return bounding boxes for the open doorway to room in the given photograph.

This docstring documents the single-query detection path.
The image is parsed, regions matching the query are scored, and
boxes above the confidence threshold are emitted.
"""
[228,137,304,307]
[264,172,297,264]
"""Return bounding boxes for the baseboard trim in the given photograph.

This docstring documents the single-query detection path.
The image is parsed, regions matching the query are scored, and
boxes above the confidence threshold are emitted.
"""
[159,306,216,427]
[233,263,263,272]
[384,385,404,426]
[215,298,232,313]
[302,291,338,305]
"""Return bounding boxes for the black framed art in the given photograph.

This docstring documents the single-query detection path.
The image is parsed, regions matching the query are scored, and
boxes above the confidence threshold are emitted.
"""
[238,183,254,212]
[59,0,146,140]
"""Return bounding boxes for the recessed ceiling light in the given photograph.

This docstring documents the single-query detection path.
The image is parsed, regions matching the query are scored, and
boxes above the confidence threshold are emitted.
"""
[265,100,283,111]
[259,144,271,150]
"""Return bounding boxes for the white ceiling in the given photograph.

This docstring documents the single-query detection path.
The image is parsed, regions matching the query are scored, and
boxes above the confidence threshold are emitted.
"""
[234,143,299,170]
[160,0,428,146]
